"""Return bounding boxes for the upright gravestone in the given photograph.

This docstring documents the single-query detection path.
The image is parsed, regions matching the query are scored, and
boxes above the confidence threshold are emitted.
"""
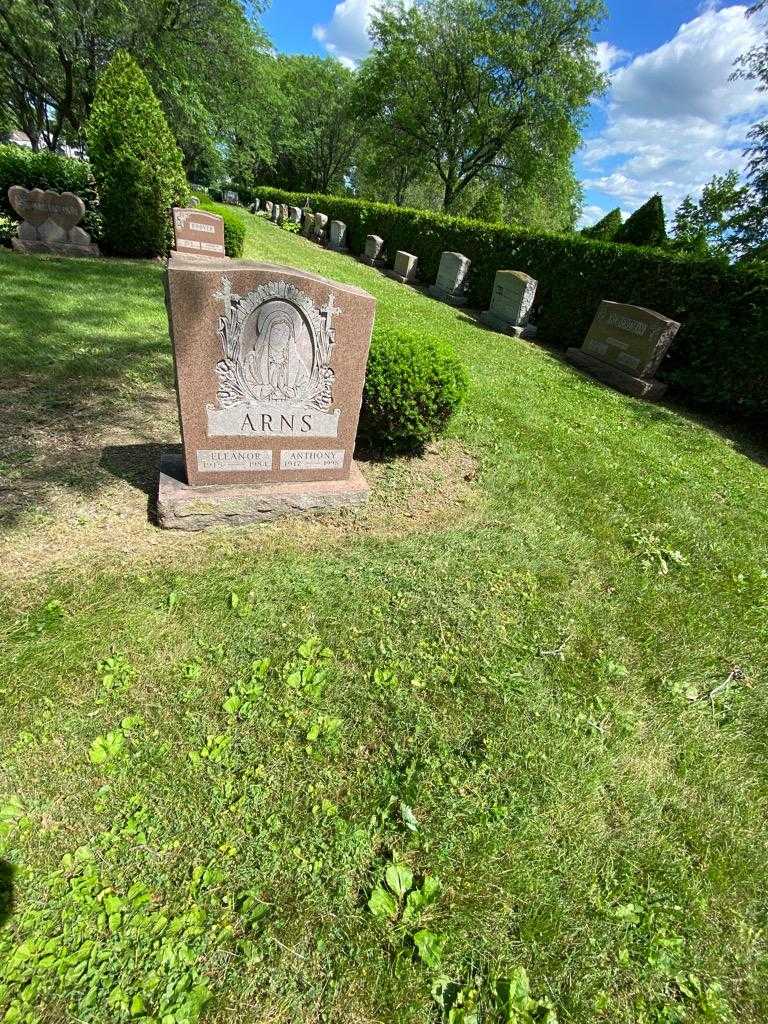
[249,199,261,214]
[360,235,384,267]
[313,213,329,243]
[171,208,227,260]
[479,271,537,335]
[302,213,316,239]
[189,196,200,208]
[386,250,418,285]
[8,186,99,257]
[328,220,348,252]
[264,201,274,218]
[223,190,239,205]
[565,300,681,399]
[429,252,470,306]
[271,204,280,223]
[288,206,302,224]
[159,260,377,528]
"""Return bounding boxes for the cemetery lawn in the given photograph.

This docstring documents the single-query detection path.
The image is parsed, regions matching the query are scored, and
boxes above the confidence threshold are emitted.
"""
[1,207,768,1024]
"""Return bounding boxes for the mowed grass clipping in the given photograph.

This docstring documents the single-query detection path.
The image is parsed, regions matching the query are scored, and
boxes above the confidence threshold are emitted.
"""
[0,207,767,1024]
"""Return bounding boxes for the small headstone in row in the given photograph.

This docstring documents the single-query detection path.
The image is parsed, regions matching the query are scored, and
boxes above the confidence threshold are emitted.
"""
[288,206,302,224]
[8,186,99,257]
[223,190,239,205]
[271,204,280,223]
[479,270,537,336]
[171,208,227,260]
[429,251,470,306]
[302,212,316,239]
[189,196,200,208]
[386,250,418,285]
[565,300,681,399]
[314,213,329,243]
[328,220,348,252]
[159,259,377,528]
[360,235,384,267]
[264,201,273,218]
[249,199,261,214]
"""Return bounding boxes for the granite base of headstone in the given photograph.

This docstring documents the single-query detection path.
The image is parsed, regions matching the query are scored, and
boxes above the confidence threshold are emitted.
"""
[328,220,348,252]
[479,270,537,336]
[159,258,377,529]
[565,300,681,400]
[8,186,99,257]
[359,234,385,267]
[386,250,418,284]
[428,251,470,306]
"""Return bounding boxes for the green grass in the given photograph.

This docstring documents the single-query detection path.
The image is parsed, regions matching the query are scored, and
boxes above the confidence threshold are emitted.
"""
[1,207,767,1024]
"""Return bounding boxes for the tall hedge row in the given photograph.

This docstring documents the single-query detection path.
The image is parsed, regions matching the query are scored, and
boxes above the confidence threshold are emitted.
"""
[252,185,768,418]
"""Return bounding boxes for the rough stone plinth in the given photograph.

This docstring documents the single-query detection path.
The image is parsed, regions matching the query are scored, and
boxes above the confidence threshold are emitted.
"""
[157,453,370,530]
[386,250,418,284]
[565,348,668,399]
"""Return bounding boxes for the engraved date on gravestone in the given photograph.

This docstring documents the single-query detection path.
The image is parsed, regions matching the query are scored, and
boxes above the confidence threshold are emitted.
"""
[206,278,342,438]
[280,449,346,470]
[197,449,273,472]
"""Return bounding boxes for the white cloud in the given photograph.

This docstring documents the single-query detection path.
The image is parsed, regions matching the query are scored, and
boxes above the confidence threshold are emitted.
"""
[312,0,378,67]
[577,203,608,229]
[594,42,631,75]
[580,5,767,215]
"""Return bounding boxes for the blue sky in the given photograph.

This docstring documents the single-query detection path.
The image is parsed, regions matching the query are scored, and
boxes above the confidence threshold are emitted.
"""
[262,1,767,226]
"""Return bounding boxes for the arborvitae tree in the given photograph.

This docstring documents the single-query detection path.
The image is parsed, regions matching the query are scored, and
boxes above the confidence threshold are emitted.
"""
[581,207,623,241]
[86,51,189,257]
[614,194,667,248]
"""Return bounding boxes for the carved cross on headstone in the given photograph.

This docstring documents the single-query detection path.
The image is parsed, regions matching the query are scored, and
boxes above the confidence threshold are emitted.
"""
[214,276,240,317]
[321,292,342,336]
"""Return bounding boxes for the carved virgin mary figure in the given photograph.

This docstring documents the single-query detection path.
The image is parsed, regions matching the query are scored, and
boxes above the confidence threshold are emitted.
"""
[244,305,311,403]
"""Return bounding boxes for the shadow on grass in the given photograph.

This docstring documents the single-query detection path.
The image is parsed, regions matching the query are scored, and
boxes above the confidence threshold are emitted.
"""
[100,442,182,499]
[0,860,15,929]
[1,251,177,529]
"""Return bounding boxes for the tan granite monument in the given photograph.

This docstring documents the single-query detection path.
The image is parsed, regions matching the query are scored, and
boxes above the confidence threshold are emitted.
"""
[159,259,376,528]
[360,234,384,267]
[566,300,681,399]
[8,186,99,256]
[171,208,226,259]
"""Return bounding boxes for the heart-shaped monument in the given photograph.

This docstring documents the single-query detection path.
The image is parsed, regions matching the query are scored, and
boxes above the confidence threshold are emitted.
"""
[8,186,85,230]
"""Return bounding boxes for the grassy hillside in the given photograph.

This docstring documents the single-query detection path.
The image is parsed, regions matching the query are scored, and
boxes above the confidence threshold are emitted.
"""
[0,207,766,1023]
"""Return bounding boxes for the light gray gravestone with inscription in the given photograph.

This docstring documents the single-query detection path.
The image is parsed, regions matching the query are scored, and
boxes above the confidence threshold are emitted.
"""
[360,234,385,266]
[264,201,273,218]
[288,206,302,224]
[328,220,348,252]
[386,250,418,284]
[8,186,99,257]
[566,300,681,399]
[159,259,377,528]
[479,270,537,335]
[429,251,470,306]
[271,203,280,223]
[223,190,239,205]
[313,213,329,243]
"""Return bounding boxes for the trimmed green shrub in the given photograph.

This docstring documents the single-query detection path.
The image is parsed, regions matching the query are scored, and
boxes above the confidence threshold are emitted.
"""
[615,194,667,248]
[582,207,623,242]
[85,51,189,257]
[194,194,245,257]
[252,185,768,419]
[0,144,101,241]
[360,326,468,454]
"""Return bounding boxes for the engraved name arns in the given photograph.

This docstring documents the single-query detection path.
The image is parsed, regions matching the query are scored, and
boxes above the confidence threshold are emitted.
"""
[197,449,346,472]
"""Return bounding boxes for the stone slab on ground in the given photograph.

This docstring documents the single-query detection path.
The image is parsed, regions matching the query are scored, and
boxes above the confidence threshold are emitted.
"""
[11,238,100,257]
[565,348,668,399]
[428,284,468,307]
[157,453,370,530]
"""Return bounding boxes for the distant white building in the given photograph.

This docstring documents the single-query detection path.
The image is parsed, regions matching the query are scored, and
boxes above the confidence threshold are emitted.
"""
[4,130,85,160]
